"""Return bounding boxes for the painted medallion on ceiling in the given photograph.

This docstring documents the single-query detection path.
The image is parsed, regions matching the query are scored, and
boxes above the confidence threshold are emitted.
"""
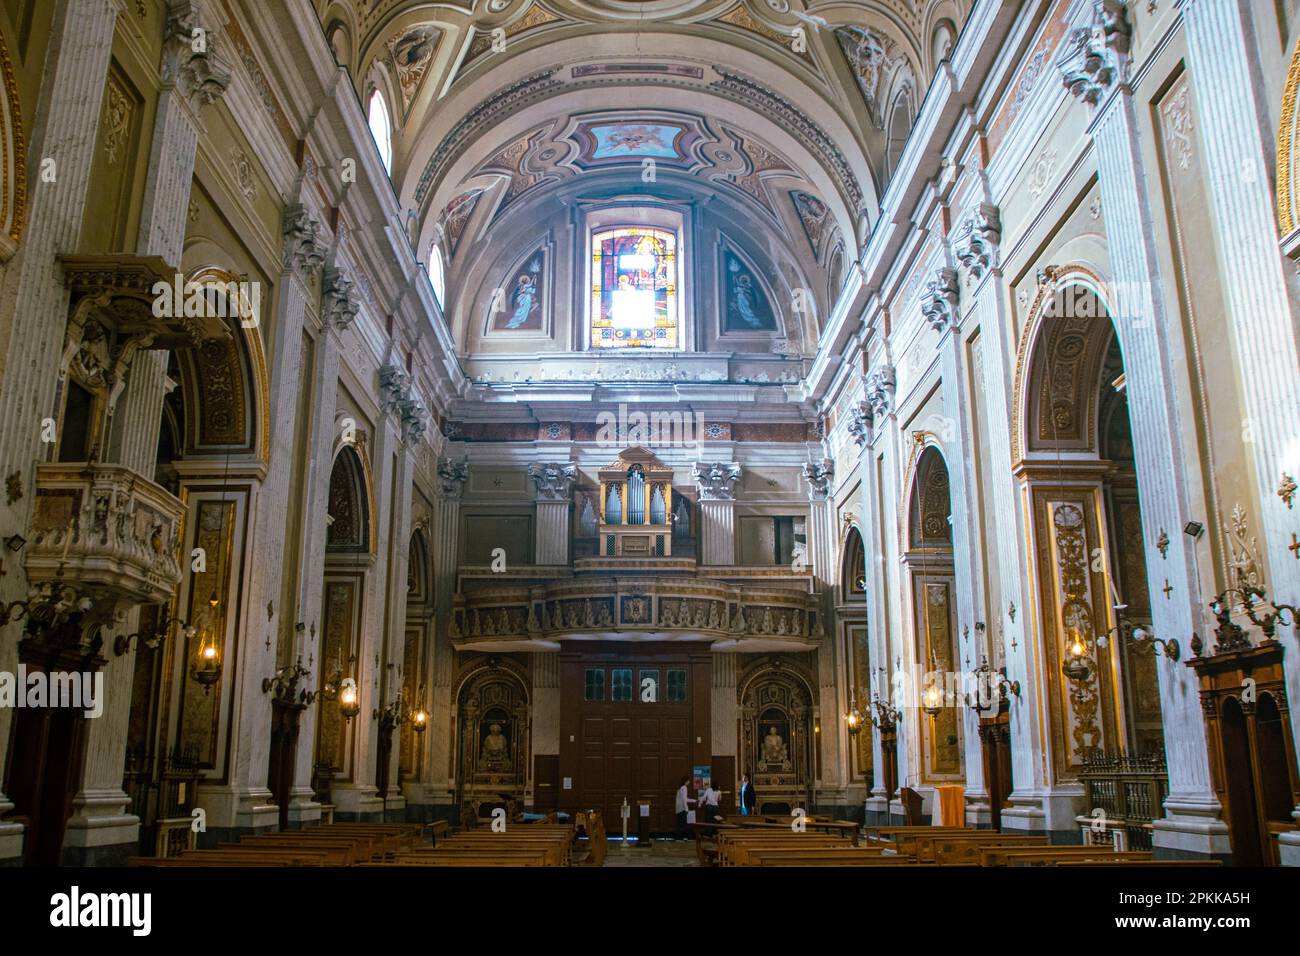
[569,115,705,171]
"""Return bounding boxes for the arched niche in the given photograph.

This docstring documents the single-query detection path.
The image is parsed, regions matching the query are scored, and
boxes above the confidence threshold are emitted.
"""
[902,441,963,780]
[171,267,270,464]
[1014,270,1164,777]
[841,524,866,597]
[738,660,815,813]
[455,660,531,814]
[326,445,373,557]
[0,25,27,261]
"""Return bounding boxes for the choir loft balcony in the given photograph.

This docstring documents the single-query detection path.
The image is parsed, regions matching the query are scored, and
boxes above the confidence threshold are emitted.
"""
[26,462,185,610]
[450,576,824,653]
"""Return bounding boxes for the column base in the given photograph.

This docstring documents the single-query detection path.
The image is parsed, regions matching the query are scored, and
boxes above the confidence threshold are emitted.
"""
[1150,793,1232,861]
[331,784,386,821]
[0,820,23,863]
[63,788,140,862]
[383,795,407,822]
[1278,830,1300,866]
[286,788,322,827]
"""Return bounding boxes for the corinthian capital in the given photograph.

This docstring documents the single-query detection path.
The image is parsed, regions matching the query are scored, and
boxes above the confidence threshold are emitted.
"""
[920,267,960,332]
[282,205,324,277]
[802,459,834,501]
[527,462,577,502]
[846,402,873,448]
[163,0,231,113]
[954,204,1001,280]
[322,266,360,331]
[1058,2,1130,107]
[692,462,741,501]
[437,456,470,499]
[864,364,896,420]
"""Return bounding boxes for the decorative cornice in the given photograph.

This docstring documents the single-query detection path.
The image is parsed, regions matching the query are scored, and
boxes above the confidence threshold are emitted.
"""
[920,267,960,331]
[802,459,834,501]
[954,204,1001,280]
[693,461,742,501]
[527,462,577,502]
[281,204,324,276]
[321,266,360,331]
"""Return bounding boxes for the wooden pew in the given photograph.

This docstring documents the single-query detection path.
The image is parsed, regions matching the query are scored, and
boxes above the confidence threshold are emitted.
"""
[920,832,1049,865]
[979,845,1152,867]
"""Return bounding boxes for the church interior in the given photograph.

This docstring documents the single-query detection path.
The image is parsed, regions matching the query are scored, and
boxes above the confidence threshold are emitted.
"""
[0,0,1298,882]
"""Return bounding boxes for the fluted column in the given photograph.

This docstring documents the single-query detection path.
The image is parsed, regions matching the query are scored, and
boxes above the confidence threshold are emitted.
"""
[1067,6,1224,855]
[1179,0,1300,859]
[67,3,230,856]
[931,258,989,819]
[803,459,846,794]
[528,462,575,565]
[427,457,468,802]
[693,462,741,565]
[711,651,738,761]
[532,650,560,763]
[0,0,120,863]
[110,0,230,474]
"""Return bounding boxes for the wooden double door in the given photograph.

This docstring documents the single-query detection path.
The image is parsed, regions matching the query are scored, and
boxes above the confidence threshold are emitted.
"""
[560,644,711,833]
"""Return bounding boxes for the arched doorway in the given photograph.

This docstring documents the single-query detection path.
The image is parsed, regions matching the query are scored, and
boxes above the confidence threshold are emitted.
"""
[398,529,432,788]
[1015,275,1164,784]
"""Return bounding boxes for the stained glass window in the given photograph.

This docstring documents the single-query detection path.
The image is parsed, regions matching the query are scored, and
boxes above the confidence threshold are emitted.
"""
[590,226,679,349]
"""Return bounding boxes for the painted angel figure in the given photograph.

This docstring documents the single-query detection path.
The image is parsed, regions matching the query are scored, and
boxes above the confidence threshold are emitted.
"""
[729,259,764,328]
[504,257,542,329]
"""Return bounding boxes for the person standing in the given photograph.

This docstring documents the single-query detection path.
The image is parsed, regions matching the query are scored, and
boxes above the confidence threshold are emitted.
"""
[702,781,721,822]
[675,775,696,840]
[739,772,757,816]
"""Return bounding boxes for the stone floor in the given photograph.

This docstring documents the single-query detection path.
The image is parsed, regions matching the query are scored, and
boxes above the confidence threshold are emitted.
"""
[599,837,702,867]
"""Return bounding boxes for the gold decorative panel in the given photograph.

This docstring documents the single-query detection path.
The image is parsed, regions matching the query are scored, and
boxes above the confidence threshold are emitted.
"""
[179,499,236,768]
[316,579,359,778]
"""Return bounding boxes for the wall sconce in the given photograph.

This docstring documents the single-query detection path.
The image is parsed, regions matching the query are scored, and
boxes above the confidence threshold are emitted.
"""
[870,693,901,732]
[411,706,428,734]
[844,688,865,737]
[922,654,944,716]
[114,606,180,657]
[338,678,361,720]
[1214,585,1299,646]
[1095,611,1181,662]
[1061,620,1092,682]
[189,591,222,694]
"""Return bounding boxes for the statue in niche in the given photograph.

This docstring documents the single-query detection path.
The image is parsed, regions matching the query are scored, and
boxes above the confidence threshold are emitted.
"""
[480,721,511,770]
[762,724,791,771]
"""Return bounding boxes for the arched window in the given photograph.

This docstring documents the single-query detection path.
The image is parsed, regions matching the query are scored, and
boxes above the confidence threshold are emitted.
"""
[428,244,445,307]
[368,89,392,174]
[885,85,915,179]
[589,226,679,349]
